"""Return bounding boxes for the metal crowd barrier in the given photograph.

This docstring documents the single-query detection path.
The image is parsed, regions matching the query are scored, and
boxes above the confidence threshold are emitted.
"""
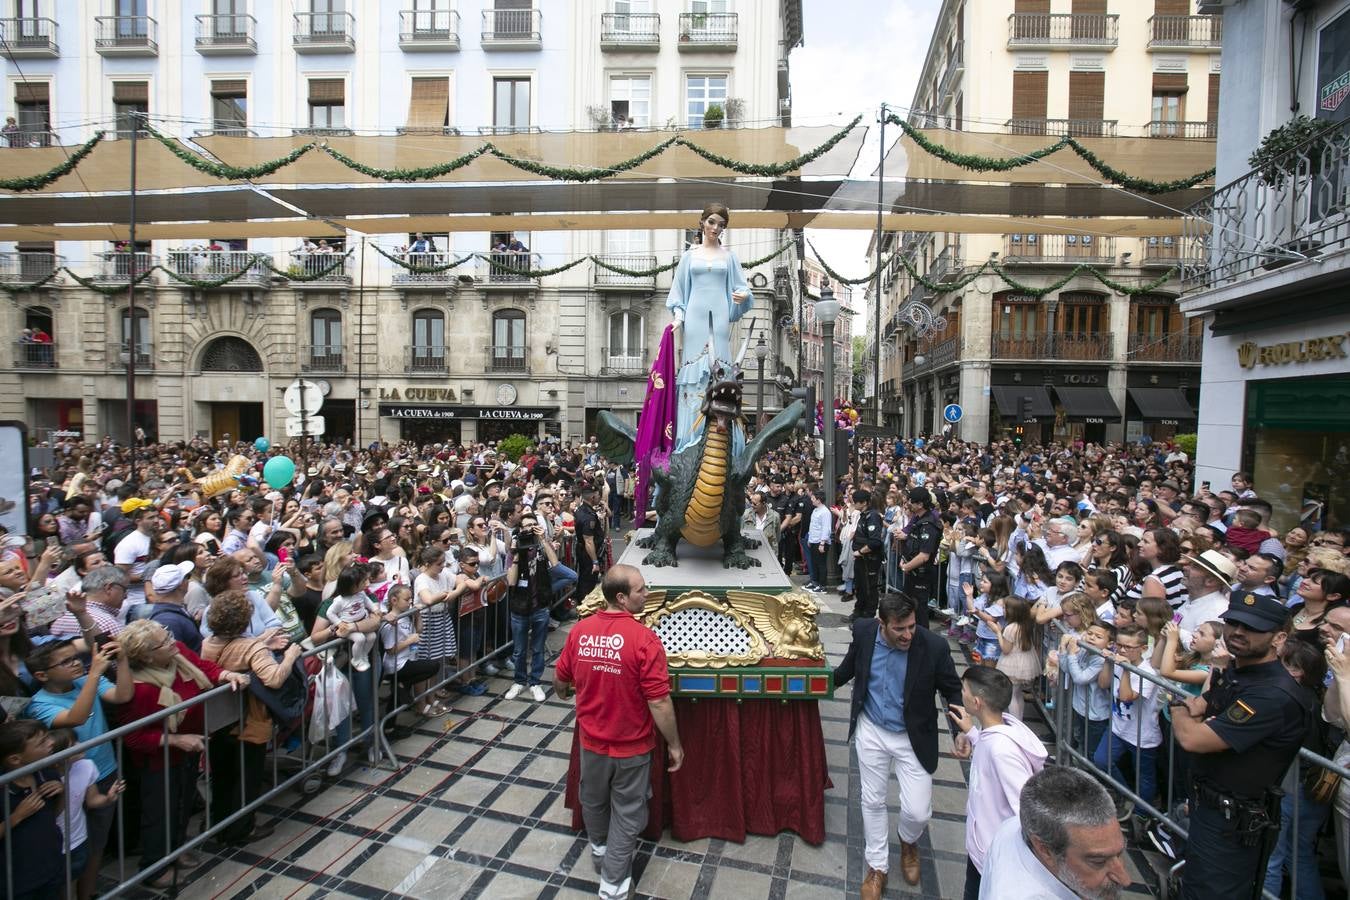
[0,574,521,898]
[1038,622,1350,900]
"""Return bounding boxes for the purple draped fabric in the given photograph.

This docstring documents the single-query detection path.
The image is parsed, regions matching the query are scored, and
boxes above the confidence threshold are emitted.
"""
[633,324,678,525]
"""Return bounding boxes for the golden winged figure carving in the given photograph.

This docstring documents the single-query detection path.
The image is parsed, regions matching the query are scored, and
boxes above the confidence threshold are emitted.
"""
[726,590,825,660]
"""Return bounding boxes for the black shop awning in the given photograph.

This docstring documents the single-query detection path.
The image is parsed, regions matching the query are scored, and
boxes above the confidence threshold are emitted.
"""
[991,385,1055,419]
[1127,388,1196,421]
[1053,386,1121,419]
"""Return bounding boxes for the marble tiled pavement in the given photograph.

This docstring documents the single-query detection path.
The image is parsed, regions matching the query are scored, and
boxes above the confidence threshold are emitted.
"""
[180,583,1162,899]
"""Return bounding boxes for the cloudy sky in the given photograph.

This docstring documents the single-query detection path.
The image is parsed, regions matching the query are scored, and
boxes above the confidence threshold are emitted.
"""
[791,0,940,282]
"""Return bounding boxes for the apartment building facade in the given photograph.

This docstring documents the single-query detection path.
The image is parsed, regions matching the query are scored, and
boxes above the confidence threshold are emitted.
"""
[0,0,803,445]
[869,0,1218,445]
[797,257,854,407]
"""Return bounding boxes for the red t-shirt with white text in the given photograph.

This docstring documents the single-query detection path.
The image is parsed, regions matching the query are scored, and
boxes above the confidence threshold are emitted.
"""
[555,609,670,758]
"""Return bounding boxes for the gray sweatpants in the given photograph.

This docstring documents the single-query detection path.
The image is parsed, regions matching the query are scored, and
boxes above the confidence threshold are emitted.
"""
[578,747,652,892]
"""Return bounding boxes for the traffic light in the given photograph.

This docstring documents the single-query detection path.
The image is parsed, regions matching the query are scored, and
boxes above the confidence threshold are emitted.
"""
[1013,425,1025,445]
[1018,395,1033,424]
[790,385,816,434]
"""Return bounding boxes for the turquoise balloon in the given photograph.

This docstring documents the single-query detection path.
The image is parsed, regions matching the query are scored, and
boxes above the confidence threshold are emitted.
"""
[262,456,295,488]
[254,437,270,452]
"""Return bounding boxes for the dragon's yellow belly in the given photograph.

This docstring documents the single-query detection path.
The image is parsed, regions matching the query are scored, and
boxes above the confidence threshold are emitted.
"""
[681,427,729,547]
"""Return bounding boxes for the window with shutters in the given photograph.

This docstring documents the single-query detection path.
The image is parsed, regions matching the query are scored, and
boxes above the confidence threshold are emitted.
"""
[211,80,247,136]
[1151,73,1187,136]
[1060,294,1105,335]
[1013,0,1050,41]
[1070,0,1108,42]
[411,309,446,370]
[491,310,527,371]
[112,81,148,138]
[1011,71,1048,134]
[404,77,450,134]
[1133,296,1175,339]
[12,82,50,146]
[1068,71,1105,135]
[307,79,346,131]
[1206,73,1220,131]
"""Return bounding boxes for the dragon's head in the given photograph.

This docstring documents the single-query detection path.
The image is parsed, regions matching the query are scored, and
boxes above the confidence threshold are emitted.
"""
[702,365,744,432]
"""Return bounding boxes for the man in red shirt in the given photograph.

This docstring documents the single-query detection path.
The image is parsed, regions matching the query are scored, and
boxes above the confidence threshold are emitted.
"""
[555,563,683,900]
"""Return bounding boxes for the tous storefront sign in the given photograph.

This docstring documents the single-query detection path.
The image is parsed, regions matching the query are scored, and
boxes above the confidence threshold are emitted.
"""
[1237,333,1349,370]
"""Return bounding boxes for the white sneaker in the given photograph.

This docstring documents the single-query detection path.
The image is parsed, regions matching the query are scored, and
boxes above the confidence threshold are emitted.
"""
[504,683,525,701]
[938,607,956,618]
[351,655,370,672]
[326,751,347,778]
[529,685,546,702]
[482,662,501,676]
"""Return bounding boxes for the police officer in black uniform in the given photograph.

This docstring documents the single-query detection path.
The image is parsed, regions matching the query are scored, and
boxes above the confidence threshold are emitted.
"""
[1170,590,1313,900]
[899,487,941,629]
[769,477,795,573]
[850,489,885,622]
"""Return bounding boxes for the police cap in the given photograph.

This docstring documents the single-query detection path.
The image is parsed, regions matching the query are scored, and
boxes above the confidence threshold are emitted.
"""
[1221,589,1290,633]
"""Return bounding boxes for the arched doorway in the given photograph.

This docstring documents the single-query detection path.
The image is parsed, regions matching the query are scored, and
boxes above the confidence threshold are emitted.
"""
[199,336,265,444]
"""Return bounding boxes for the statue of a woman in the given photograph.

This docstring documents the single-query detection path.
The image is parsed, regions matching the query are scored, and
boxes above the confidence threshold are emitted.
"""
[666,203,753,451]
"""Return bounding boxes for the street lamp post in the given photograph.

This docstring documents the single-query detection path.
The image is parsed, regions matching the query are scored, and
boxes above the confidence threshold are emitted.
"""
[816,287,840,588]
[754,334,769,433]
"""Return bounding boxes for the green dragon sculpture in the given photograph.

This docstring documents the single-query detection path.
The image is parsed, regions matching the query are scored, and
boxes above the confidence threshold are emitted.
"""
[597,374,805,570]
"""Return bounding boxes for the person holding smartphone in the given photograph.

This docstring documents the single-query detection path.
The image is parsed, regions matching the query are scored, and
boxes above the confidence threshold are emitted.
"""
[504,513,557,702]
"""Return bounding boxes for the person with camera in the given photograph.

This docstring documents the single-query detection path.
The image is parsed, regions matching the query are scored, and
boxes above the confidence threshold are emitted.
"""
[504,511,557,702]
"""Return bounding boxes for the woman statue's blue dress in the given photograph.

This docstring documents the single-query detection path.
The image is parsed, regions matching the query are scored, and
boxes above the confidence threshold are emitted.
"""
[666,248,753,453]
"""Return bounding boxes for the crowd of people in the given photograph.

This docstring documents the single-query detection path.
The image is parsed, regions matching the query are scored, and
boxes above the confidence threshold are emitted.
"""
[1,428,1347,898]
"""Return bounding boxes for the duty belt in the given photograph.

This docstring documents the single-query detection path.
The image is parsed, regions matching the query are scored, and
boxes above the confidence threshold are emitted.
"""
[1191,779,1281,848]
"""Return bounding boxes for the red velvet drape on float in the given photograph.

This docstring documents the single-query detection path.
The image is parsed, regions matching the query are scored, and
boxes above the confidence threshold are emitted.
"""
[565,698,832,845]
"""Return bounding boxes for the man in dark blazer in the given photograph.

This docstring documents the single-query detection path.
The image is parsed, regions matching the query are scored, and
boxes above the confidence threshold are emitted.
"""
[835,592,963,899]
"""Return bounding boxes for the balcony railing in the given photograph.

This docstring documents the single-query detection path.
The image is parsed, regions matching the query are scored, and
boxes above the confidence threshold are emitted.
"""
[488,344,529,373]
[194,13,256,53]
[164,250,270,289]
[1003,234,1115,265]
[937,40,964,101]
[479,252,541,286]
[391,252,466,287]
[111,343,154,371]
[991,333,1114,361]
[12,341,55,369]
[292,126,355,137]
[94,16,157,55]
[406,345,447,374]
[481,8,541,49]
[602,348,649,376]
[678,12,738,50]
[0,252,62,284]
[1148,120,1217,139]
[287,251,352,285]
[300,345,345,373]
[1127,332,1202,363]
[1007,13,1118,48]
[593,253,657,290]
[1140,236,1202,269]
[600,12,660,50]
[94,252,156,284]
[293,11,355,52]
[1182,114,1350,291]
[928,244,962,283]
[192,127,257,138]
[2,127,58,147]
[399,9,460,50]
[0,17,58,57]
[1007,118,1117,138]
[1148,15,1222,50]
[907,336,961,378]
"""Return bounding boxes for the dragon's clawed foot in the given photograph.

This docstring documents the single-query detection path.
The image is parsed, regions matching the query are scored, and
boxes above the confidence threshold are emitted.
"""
[643,548,678,568]
[634,534,658,549]
[723,550,760,570]
[741,536,762,550]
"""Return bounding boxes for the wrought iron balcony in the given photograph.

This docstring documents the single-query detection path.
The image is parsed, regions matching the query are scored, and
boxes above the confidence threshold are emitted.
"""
[192,127,258,138]
[593,254,657,290]
[300,345,345,373]
[399,9,460,51]
[478,252,541,287]
[406,345,447,374]
[1140,236,1202,270]
[12,341,55,370]
[1182,115,1350,291]
[480,8,541,50]
[1147,120,1217,139]
[1007,118,1117,138]
[678,12,737,51]
[286,251,352,287]
[0,252,62,285]
[93,252,157,285]
[94,16,157,55]
[292,126,355,137]
[164,250,270,289]
[110,343,154,371]
[937,41,964,102]
[293,11,355,53]
[1007,13,1118,49]
[928,244,962,283]
[1003,234,1115,265]
[2,127,58,147]
[600,12,659,51]
[991,333,1114,361]
[391,251,466,287]
[601,348,649,376]
[487,344,529,373]
[194,13,257,54]
[0,17,58,58]
[1147,15,1222,51]
[1127,332,1202,363]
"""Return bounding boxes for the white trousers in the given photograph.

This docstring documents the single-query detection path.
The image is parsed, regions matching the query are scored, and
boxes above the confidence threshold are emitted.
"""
[856,712,933,871]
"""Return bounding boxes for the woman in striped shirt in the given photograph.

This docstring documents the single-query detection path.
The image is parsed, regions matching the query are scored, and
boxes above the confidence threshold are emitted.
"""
[1135,528,1189,611]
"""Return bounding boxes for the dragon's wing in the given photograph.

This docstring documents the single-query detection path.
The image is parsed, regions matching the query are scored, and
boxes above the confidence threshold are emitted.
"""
[726,590,786,649]
[595,410,638,468]
[736,400,805,482]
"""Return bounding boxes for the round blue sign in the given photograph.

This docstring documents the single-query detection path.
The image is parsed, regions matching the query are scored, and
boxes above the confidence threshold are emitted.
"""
[943,403,963,424]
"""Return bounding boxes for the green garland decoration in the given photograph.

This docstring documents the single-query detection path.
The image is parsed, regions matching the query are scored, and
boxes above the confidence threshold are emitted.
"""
[321,143,492,181]
[62,267,161,296]
[486,136,682,182]
[158,255,271,289]
[589,256,681,278]
[145,126,318,180]
[675,115,864,177]
[0,266,63,296]
[890,115,1215,195]
[259,251,353,281]
[0,132,105,192]
[474,254,590,278]
[740,241,797,269]
[372,243,476,273]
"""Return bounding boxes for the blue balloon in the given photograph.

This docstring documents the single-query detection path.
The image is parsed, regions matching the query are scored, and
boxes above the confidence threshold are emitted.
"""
[262,456,295,489]
[915,438,926,449]
[254,436,270,453]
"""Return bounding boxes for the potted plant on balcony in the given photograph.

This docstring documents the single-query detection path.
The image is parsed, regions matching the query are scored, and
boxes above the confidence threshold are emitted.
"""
[1248,115,1338,189]
[724,97,744,128]
[703,104,725,130]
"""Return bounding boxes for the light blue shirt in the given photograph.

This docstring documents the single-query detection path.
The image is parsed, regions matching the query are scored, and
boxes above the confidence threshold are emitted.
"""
[25,676,119,779]
[863,629,908,733]
[807,504,832,544]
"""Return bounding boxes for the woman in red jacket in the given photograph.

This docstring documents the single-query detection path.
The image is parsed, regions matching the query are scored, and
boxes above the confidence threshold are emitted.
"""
[118,620,248,888]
